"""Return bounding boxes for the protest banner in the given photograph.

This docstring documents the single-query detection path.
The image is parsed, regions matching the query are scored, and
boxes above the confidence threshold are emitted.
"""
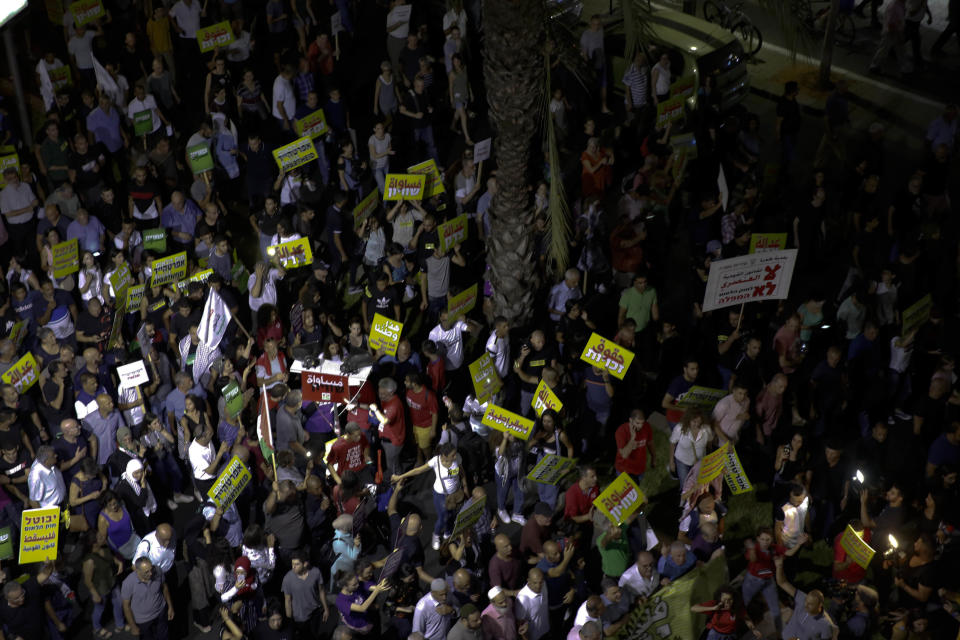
[748,233,788,253]
[294,109,328,139]
[379,548,404,582]
[70,0,104,26]
[207,456,252,509]
[51,238,78,279]
[222,381,243,419]
[187,144,213,174]
[301,371,351,404]
[594,473,646,525]
[447,284,477,322]
[656,94,685,127]
[196,21,235,53]
[125,284,145,313]
[701,249,798,312]
[267,237,313,269]
[437,214,468,253]
[839,525,876,569]
[133,109,153,136]
[614,556,727,640]
[481,405,534,440]
[450,495,487,538]
[383,174,425,201]
[697,443,730,484]
[532,380,563,417]
[109,262,132,299]
[473,138,492,163]
[0,153,19,188]
[722,446,753,495]
[468,353,501,404]
[8,321,27,349]
[368,313,403,356]
[0,526,11,561]
[353,189,379,230]
[117,360,149,389]
[902,294,933,337]
[19,507,59,564]
[1,353,37,393]
[670,75,695,99]
[49,66,72,90]
[150,252,187,287]
[526,454,578,485]
[143,228,167,253]
[408,159,446,197]
[175,269,215,292]
[106,309,124,349]
[272,136,318,173]
[580,333,635,380]
[676,386,727,411]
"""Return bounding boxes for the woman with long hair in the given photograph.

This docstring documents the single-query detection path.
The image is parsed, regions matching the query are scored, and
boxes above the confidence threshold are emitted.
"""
[669,408,712,485]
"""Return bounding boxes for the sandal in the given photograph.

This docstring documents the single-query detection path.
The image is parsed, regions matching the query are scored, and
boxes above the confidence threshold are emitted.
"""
[97,629,113,638]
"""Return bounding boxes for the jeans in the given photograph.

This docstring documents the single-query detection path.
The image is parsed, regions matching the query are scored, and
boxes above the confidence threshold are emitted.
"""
[432,489,453,536]
[92,586,124,631]
[152,451,184,495]
[741,573,781,631]
[137,610,169,640]
[374,167,388,193]
[674,458,692,487]
[706,631,736,640]
[519,391,534,418]
[496,472,523,514]
[412,126,439,164]
[537,481,559,510]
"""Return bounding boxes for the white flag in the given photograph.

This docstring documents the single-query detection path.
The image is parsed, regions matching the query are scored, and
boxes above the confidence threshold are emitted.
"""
[36,62,55,111]
[198,287,232,349]
[91,55,122,107]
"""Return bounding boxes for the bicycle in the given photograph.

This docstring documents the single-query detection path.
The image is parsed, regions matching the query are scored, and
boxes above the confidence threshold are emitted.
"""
[702,0,763,57]
[792,0,856,46]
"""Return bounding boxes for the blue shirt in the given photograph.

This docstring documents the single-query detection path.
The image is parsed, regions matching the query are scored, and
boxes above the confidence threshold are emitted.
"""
[12,290,44,324]
[66,216,105,253]
[536,557,571,609]
[86,107,124,153]
[657,550,695,581]
[160,199,201,236]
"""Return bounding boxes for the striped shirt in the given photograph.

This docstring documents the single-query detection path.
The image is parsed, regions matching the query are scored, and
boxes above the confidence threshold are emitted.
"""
[622,63,649,107]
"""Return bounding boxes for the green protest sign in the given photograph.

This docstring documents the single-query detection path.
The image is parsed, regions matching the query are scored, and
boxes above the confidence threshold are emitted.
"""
[133,110,153,136]
[187,144,214,174]
[223,381,242,419]
[143,228,167,253]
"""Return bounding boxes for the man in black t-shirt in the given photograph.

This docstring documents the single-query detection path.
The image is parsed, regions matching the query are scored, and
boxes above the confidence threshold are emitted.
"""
[362,272,401,331]
[75,298,111,348]
[0,577,58,639]
[514,330,559,418]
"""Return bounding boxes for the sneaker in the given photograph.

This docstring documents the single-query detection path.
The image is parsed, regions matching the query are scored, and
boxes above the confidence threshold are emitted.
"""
[166,498,178,511]
[894,409,912,421]
[497,509,512,525]
[174,492,195,503]
[431,533,441,550]
[511,513,526,525]
[347,285,363,295]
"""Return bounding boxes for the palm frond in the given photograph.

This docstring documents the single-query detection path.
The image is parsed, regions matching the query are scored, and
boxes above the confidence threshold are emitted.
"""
[543,51,572,277]
[621,0,657,63]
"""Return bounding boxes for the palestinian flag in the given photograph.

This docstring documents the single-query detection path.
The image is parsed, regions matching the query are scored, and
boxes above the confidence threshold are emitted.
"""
[256,386,274,463]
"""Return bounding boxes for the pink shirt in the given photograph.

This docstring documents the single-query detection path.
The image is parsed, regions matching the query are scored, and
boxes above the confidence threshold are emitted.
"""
[482,602,519,640]
[712,394,749,440]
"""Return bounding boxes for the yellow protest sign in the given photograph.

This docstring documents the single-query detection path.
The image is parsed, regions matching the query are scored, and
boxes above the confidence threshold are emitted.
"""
[481,404,534,441]
[196,21,235,53]
[0,154,19,188]
[51,238,78,279]
[353,189,379,230]
[532,380,563,417]
[468,353,501,404]
[70,0,104,26]
[8,321,27,349]
[526,454,577,485]
[369,313,403,356]
[125,284,146,313]
[175,268,215,292]
[670,75,695,100]
[267,237,313,269]
[902,294,933,337]
[207,456,252,509]
[19,507,59,564]
[2,353,38,393]
[150,252,188,287]
[49,66,72,90]
[594,473,646,525]
[748,233,788,253]
[656,95,685,127]
[696,443,730,484]
[839,525,875,569]
[447,284,477,323]
[580,333,635,380]
[408,159,446,197]
[722,446,752,495]
[437,214,468,253]
[295,109,329,139]
[676,386,727,411]
[272,136,319,173]
[383,174,426,201]
[109,262,132,304]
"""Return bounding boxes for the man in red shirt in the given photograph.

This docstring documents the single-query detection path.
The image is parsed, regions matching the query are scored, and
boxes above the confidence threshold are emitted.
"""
[423,340,447,393]
[404,372,439,465]
[325,422,371,485]
[370,377,406,479]
[832,520,871,585]
[614,409,655,483]
[564,466,598,529]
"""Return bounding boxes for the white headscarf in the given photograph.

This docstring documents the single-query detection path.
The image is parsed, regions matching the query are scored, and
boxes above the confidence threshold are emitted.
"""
[123,458,157,516]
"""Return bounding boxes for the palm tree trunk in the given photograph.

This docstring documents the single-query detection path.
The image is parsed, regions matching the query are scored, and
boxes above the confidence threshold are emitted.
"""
[819,0,840,88]
[482,0,545,325]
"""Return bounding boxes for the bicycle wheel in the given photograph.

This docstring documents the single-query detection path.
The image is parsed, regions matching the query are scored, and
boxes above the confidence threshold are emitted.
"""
[703,0,724,25]
[735,21,763,57]
[834,13,855,46]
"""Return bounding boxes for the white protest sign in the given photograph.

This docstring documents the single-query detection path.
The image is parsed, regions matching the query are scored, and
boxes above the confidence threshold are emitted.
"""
[702,249,798,312]
[331,11,343,35]
[473,138,492,163]
[117,360,149,390]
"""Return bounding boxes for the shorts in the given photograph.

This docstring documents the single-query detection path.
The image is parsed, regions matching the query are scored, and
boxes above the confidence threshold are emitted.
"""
[413,425,434,450]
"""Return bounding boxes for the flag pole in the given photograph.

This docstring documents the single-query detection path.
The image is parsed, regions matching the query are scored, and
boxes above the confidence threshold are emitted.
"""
[262,385,278,481]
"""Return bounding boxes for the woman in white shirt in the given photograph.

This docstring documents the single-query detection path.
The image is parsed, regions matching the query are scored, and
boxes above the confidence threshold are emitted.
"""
[386,199,424,249]
[368,121,394,193]
[391,442,468,550]
[77,250,105,305]
[651,53,672,104]
[669,408,712,485]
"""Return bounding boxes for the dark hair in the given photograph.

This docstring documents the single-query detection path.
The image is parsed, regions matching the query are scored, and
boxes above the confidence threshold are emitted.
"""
[784,81,799,94]
[243,524,265,547]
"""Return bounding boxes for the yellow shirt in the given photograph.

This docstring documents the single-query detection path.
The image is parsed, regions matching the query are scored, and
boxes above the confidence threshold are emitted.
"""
[146,17,173,54]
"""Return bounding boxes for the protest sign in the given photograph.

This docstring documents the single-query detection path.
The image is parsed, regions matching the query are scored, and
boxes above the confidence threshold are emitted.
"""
[1,353,37,393]
[0,526,11,561]
[223,381,243,419]
[670,75,695,99]
[70,0,103,26]
[450,495,487,538]
[353,189,379,230]
[723,446,753,495]
[468,353,501,404]
[408,159,446,197]
[143,228,167,253]
[301,371,350,404]
[656,95,685,127]
[383,174,425,201]
[368,313,403,356]
[51,238,78,279]
[231,262,249,293]
[267,237,313,269]
[107,309,124,349]
[447,284,477,323]
[437,214,467,253]
[207,456,252,509]
[272,136,318,173]
[526,454,578,485]
[481,405,534,440]
[8,321,27,349]
[109,262,132,298]
[0,153,18,188]
[531,380,563,417]
[19,507,59,564]
[49,66,72,90]
[125,284,145,313]
[702,249,798,312]
[676,386,727,411]
[594,473,646,525]
[117,360,149,389]
[839,525,876,569]
[133,110,153,136]
[187,144,213,174]
[175,269,215,292]
[697,443,730,484]
[196,21,235,53]
[748,233,788,253]
[331,11,343,35]
[473,138,492,163]
[379,548,404,582]
[150,252,188,287]
[902,294,933,337]
[580,333,635,380]
[294,109,328,139]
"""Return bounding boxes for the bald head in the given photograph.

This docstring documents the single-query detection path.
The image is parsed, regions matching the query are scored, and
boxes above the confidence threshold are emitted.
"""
[155,523,173,546]
[453,568,471,590]
[494,534,512,557]
[405,513,422,536]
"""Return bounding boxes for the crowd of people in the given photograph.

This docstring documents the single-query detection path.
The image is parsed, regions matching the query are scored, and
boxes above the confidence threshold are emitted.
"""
[0,0,959,639]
